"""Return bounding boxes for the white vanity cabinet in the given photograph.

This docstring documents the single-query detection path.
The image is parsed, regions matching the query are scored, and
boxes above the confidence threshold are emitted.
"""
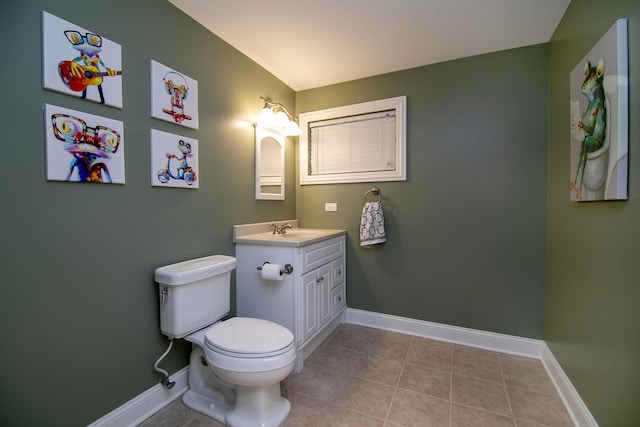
[299,239,346,343]
[234,224,346,372]
[300,265,328,342]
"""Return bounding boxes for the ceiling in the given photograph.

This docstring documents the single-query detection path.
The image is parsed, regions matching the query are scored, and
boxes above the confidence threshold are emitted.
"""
[169,0,570,91]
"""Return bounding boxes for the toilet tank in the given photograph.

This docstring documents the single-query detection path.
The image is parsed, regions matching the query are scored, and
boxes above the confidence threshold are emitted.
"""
[155,255,236,339]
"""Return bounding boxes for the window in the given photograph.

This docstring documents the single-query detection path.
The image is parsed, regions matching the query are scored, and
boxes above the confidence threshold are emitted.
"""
[299,96,406,185]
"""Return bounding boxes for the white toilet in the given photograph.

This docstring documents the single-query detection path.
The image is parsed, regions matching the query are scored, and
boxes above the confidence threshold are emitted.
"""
[155,255,296,427]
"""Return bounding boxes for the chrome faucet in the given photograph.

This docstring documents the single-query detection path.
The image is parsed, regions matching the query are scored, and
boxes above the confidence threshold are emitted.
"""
[271,222,293,235]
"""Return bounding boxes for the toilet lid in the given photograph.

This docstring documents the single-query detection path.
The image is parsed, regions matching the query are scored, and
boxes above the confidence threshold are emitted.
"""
[205,317,294,358]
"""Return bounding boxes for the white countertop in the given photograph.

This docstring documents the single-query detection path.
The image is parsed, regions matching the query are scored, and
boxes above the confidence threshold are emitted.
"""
[233,220,346,247]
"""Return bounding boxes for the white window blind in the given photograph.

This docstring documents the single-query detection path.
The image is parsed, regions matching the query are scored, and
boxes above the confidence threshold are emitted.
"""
[299,95,406,185]
[309,110,396,176]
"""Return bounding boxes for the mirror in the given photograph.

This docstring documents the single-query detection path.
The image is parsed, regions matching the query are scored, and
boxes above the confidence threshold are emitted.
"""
[255,125,285,200]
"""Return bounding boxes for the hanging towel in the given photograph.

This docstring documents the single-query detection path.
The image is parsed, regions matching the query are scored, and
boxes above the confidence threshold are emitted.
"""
[360,201,386,246]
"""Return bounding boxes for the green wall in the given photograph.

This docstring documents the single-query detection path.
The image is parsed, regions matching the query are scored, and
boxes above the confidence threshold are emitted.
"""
[296,44,549,339]
[546,0,640,425]
[0,1,295,425]
[8,0,638,425]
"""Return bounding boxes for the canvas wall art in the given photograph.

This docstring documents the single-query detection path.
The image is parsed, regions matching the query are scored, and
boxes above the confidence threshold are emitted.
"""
[150,60,199,130]
[42,11,123,108]
[44,104,125,184]
[569,18,628,201]
[150,129,199,189]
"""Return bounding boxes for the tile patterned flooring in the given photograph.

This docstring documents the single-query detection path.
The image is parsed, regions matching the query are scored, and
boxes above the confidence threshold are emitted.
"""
[139,324,574,427]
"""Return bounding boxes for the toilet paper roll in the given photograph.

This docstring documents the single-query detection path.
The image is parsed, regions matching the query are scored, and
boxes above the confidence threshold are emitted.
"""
[261,263,284,281]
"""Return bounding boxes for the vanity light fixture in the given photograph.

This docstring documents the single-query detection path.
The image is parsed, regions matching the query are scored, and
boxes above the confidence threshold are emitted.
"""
[257,96,302,136]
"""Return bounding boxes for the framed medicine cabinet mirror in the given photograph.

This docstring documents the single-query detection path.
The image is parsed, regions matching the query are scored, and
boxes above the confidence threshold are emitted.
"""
[255,125,285,200]
[299,96,406,185]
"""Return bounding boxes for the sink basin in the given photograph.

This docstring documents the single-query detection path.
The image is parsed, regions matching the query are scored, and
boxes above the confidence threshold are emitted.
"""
[234,226,346,247]
[277,229,326,238]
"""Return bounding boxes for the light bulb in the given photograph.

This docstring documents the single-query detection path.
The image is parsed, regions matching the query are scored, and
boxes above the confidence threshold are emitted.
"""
[258,107,274,126]
[285,121,302,136]
[273,111,289,130]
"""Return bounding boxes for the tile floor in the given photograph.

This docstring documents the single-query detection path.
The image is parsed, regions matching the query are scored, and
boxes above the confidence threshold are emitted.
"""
[138,324,574,427]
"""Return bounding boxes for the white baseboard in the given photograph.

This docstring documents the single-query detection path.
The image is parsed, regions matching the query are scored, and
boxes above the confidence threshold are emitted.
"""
[541,343,598,427]
[88,310,597,427]
[345,308,597,426]
[87,366,188,427]
[345,308,543,357]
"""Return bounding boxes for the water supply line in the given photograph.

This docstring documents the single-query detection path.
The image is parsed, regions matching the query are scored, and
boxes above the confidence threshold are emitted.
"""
[154,339,176,389]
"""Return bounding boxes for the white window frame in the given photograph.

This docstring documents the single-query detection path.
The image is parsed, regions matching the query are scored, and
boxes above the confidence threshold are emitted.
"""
[299,96,406,185]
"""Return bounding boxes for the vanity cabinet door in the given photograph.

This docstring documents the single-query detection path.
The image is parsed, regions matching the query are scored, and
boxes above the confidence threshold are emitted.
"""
[300,264,332,342]
[317,264,332,327]
[301,270,319,342]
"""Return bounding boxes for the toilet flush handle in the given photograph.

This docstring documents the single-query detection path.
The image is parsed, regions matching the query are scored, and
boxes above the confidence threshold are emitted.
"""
[161,287,169,305]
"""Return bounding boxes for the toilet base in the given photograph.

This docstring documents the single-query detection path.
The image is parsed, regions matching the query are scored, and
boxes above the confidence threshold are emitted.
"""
[183,346,235,424]
[183,385,290,427]
[183,345,291,427]
[225,384,290,427]
[183,388,230,424]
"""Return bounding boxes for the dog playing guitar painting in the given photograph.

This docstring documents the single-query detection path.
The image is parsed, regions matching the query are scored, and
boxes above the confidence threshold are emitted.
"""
[58,30,121,104]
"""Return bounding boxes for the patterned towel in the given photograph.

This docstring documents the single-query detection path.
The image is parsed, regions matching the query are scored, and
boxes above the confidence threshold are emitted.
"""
[360,201,386,246]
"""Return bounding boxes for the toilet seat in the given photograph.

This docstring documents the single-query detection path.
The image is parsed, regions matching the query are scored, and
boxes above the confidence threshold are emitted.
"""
[205,317,294,358]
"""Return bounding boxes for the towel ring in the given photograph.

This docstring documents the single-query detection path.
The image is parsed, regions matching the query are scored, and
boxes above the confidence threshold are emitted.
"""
[363,187,381,202]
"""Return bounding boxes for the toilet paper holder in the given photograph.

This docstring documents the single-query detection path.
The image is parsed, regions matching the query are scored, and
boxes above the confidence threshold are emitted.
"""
[256,262,293,275]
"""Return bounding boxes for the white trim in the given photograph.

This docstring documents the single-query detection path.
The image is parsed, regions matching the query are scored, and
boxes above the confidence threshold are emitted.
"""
[541,343,599,427]
[299,96,406,185]
[346,308,542,357]
[87,367,188,427]
[345,308,598,427]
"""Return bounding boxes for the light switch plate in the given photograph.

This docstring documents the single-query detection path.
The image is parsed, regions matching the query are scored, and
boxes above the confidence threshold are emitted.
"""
[325,202,338,211]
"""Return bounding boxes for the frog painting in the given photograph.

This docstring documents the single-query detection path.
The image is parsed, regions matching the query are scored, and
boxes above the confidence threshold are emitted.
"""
[569,18,628,201]
[42,11,123,108]
[570,58,607,200]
